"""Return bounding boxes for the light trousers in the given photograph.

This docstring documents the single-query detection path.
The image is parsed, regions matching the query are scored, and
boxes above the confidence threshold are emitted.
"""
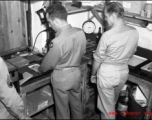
[51,67,83,119]
[97,63,129,119]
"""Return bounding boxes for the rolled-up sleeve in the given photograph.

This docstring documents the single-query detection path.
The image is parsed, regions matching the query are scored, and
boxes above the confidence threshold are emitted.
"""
[93,34,107,63]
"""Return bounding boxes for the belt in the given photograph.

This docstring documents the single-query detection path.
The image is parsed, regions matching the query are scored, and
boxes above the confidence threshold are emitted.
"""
[54,67,79,71]
[103,62,127,66]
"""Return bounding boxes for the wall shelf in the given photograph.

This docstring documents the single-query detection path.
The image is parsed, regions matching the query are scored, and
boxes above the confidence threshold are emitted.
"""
[124,12,152,23]
[96,7,152,24]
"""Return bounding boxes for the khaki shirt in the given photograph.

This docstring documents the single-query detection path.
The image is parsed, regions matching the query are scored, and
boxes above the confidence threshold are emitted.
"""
[94,24,139,65]
[0,57,24,119]
[40,24,86,72]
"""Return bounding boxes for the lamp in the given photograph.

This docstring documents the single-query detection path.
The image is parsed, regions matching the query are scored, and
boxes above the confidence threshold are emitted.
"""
[36,8,47,24]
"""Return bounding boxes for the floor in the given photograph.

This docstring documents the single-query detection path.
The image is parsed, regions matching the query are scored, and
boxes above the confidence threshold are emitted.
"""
[84,99,100,119]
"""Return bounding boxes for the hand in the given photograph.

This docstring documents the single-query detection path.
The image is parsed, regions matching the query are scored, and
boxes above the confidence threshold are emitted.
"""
[20,114,32,120]
[91,75,97,84]
[24,116,32,120]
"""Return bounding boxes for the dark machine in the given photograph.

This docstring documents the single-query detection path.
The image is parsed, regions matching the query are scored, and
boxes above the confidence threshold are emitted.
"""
[36,7,55,53]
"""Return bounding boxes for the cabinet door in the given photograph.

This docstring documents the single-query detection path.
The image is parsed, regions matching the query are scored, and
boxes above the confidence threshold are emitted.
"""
[0,1,28,53]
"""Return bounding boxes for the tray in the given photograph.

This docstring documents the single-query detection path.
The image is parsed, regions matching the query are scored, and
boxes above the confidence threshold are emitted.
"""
[128,55,147,68]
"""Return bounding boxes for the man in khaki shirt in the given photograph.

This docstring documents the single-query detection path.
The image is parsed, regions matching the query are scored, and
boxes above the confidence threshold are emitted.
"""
[91,2,139,119]
[39,4,86,119]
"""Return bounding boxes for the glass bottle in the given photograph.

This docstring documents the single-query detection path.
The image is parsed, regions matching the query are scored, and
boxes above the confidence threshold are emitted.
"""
[96,27,102,44]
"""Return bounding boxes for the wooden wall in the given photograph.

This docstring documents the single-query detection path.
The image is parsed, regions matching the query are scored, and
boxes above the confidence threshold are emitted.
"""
[0,1,28,53]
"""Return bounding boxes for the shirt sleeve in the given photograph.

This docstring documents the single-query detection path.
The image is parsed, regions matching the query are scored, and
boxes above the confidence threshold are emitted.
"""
[39,44,61,72]
[0,58,25,118]
[131,30,139,57]
[93,33,107,64]
[134,31,139,53]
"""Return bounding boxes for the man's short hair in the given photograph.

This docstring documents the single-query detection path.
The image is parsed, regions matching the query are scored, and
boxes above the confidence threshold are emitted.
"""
[46,3,67,21]
[104,2,124,18]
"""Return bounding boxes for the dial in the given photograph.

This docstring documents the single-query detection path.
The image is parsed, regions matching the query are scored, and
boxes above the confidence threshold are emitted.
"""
[82,20,96,34]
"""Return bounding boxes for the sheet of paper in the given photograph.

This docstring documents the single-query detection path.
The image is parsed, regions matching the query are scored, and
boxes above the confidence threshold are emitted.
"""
[19,72,33,85]
[28,64,40,73]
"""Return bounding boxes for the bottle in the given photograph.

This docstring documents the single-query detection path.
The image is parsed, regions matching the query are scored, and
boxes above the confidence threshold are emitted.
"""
[96,27,102,44]
[116,88,129,119]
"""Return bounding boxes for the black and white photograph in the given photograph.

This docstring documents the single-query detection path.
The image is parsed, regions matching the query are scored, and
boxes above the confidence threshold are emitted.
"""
[0,0,152,119]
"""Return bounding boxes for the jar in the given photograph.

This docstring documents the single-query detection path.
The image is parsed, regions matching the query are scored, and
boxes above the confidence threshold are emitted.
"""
[144,3,152,18]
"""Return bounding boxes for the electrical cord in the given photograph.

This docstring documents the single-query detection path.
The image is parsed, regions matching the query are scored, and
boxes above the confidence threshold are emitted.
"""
[28,30,46,55]
[28,28,55,55]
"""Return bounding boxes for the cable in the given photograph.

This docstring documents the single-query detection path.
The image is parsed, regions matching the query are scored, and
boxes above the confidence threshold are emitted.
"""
[28,30,46,55]
[28,28,55,55]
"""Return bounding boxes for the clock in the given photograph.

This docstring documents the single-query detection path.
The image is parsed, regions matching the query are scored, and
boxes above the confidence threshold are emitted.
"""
[82,20,96,34]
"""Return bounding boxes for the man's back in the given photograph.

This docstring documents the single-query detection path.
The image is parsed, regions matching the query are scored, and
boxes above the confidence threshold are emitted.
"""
[53,25,86,69]
[99,24,139,64]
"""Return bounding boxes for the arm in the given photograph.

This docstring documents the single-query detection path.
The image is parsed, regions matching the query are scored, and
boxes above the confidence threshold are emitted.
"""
[39,44,61,73]
[131,31,139,58]
[91,59,101,76]
[0,59,31,119]
[91,34,107,76]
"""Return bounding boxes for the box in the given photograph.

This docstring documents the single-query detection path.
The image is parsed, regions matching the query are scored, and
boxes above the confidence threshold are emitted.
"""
[26,85,54,116]
[118,1,146,15]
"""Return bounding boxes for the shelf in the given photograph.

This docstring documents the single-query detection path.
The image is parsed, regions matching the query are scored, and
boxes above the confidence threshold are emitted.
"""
[28,104,53,117]
[124,12,152,23]
[65,2,152,23]
[96,8,152,23]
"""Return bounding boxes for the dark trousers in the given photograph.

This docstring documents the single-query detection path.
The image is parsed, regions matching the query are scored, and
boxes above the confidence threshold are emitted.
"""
[51,67,83,119]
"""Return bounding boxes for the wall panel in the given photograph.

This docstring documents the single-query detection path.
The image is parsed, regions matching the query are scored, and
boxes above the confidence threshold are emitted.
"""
[0,1,27,54]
